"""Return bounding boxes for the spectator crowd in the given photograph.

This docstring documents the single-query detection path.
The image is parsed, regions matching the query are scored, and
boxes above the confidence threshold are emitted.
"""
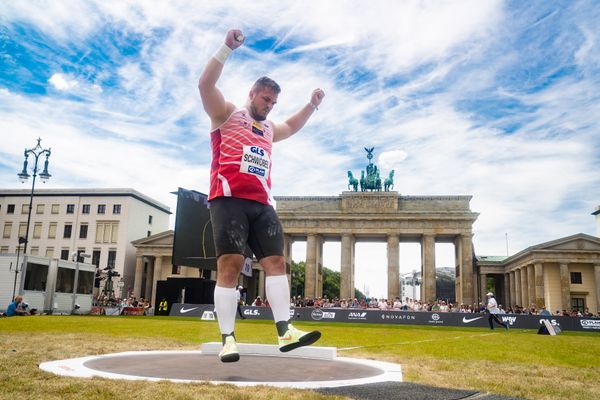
[247,295,599,318]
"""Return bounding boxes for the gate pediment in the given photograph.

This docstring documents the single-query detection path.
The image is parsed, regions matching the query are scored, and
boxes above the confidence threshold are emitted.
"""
[539,234,600,251]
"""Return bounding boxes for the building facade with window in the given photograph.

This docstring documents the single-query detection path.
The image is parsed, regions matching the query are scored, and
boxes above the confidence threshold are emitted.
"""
[477,233,600,314]
[0,188,170,299]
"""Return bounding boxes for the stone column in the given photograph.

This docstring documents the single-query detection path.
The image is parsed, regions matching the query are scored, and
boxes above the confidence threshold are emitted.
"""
[144,258,153,301]
[527,265,535,309]
[387,235,400,300]
[283,235,293,282]
[421,234,436,302]
[151,256,163,307]
[559,263,570,311]
[133,255,144,298]
[305,234,317,299]
[514,268,521,306]
[520,267,528,308]
[534,262,545,309]
[460,234,474,306]
[316,235,324,298]
[509,271,515,308]
[480,273,487,305]
[340,234,355,300]
[503,273,510,309]
[258,269,266,299]
[594,264,600,314]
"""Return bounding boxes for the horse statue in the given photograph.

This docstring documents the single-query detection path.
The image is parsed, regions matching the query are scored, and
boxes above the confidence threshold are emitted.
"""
[360,170,366,192]
[375,171,382,191]
[384,169,395,191]
[347,171,359,191]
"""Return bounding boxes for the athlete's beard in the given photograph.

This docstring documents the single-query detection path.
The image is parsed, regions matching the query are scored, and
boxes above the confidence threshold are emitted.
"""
[248,103,267,121]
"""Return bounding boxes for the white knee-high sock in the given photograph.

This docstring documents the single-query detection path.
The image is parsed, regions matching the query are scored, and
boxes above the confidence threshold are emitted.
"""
[265,274,291,323]
[214,285,237,335]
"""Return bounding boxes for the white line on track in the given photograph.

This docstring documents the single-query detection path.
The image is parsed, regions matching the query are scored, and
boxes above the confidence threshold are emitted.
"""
[337,333,496,351]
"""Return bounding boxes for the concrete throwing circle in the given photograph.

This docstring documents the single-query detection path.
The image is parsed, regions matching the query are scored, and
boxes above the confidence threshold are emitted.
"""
[39,350,402,389]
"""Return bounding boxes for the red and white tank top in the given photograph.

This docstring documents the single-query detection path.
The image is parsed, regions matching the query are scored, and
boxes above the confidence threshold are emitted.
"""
[209,108,274,205]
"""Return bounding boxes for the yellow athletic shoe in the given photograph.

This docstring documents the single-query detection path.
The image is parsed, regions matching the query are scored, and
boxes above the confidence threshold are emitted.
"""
[219,335,240,363]
[278,324,321,352]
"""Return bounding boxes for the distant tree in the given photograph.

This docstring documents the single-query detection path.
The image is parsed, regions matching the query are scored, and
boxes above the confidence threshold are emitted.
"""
[290,261,306,297]
[290,261,365,300]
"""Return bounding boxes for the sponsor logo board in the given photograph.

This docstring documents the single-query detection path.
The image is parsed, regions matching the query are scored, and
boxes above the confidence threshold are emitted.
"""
[243,309,260,316]
[348,311,367,320]
[428,313,444,324]
[538,318,559,326]
[462,316,484,324]
[381,313,416,320]
[201,311,215,321]
[580,319,600,329]
[179,306,199,314]
[311,309,336,320]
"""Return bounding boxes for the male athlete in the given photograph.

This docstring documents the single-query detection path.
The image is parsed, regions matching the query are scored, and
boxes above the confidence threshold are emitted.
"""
[198,29,325,362]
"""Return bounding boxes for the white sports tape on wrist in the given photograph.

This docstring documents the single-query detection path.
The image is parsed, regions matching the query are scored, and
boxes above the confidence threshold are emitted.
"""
[213,44,232,64]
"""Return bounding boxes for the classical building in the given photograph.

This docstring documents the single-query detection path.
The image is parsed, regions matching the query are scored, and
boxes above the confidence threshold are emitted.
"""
[0,188,170,298]
[131,230,263,306]
[274,192,479,305]
[125,191,600,315]
[476,233,600,314]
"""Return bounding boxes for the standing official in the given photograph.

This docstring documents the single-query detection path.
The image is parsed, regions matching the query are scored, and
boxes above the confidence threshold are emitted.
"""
[486,292,509,330]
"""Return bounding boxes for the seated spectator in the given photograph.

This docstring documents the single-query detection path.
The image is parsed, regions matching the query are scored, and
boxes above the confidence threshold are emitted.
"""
[252,296,263,306]
[368,297,378,309]
[5,296,29,316]
[539,306,551,316]
[350,298,360,308]
[314,297,322,308]
[392,297,402,310]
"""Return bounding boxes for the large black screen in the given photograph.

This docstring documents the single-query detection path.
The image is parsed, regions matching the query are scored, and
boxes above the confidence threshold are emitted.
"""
[172,188,217,269]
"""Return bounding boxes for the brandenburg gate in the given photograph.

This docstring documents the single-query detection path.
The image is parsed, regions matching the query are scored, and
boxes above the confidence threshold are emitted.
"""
[274,192,479,305]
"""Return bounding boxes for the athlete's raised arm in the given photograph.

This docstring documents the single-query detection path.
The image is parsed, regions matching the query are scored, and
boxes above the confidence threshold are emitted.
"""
[273,88,325,142]
[198,29,244,129]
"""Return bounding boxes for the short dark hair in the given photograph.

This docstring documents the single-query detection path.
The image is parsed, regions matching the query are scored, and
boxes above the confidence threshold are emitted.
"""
[252,76,281,94]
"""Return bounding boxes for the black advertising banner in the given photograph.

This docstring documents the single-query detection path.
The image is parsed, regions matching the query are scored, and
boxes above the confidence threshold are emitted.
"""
[172,188,216,269]
[169,303,600,332]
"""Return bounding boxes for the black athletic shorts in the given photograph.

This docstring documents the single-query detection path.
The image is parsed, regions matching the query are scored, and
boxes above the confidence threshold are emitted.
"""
[209,196,284,260]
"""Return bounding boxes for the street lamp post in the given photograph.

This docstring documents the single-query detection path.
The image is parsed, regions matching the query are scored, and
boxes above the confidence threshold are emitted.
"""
[18,138,52,255]
[13,138,51,300]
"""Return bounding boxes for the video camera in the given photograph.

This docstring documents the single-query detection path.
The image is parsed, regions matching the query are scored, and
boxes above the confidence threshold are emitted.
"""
[103,265,120,278]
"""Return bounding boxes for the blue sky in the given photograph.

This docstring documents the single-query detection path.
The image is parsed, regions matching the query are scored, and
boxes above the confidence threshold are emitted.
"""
[1,1,599,297]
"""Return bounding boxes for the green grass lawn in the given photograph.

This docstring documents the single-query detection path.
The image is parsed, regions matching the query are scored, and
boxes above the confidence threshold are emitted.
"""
[1,315,599,399]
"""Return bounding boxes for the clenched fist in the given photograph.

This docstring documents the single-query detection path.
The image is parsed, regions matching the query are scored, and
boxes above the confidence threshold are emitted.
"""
[225,29,244,50]
[310,88,325,108]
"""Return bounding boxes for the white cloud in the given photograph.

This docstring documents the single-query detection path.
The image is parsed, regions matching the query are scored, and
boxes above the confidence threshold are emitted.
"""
[2,1,600,299]
[48,73,78,91]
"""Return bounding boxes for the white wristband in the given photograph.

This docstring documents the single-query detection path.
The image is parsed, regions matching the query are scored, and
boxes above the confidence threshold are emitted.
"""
[309,102,318,111]
[213,44,232,64]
